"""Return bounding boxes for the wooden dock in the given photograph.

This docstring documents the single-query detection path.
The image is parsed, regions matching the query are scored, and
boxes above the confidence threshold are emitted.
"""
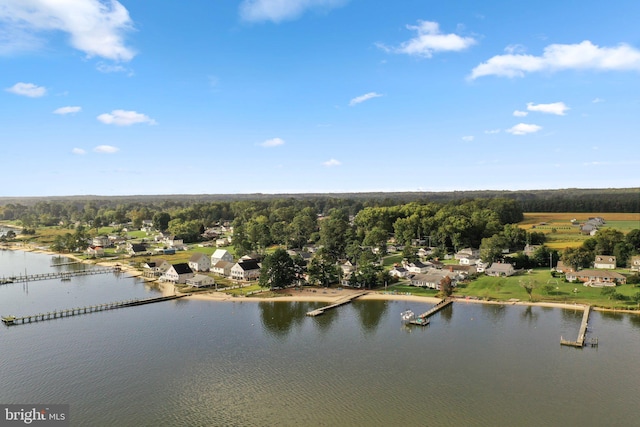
[561,305,594,348]
[1,294,188,326]
[306,291,369,317]
[0,266,120,285]
[417,298,453,320]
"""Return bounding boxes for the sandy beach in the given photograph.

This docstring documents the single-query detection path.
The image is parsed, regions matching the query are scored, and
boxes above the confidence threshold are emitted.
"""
[3,243,638,314]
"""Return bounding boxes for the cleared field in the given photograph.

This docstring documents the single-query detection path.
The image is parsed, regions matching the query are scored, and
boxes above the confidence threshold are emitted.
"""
[520,212,640,250]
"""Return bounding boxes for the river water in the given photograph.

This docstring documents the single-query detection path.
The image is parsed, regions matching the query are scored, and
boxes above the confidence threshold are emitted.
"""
[1,250,639,426]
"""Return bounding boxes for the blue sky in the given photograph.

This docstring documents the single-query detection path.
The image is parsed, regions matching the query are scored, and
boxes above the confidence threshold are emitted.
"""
[1,0,639,197]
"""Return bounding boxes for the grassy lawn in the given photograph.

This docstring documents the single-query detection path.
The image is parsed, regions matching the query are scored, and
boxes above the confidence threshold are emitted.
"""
[382,253,403,267]
[455,268,640,309]
[385,281,440,297]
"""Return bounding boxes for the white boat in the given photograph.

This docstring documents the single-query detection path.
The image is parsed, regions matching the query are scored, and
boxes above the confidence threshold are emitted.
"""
[401,310,415,322]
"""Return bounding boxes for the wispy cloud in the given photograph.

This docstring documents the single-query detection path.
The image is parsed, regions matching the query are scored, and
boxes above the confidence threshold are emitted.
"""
[259,137,285,147]
[592,98,605,103]
[97,110,156,126]
[322,158,341,167]
[5,82,46,97]
[94,145,119,154]
[470,40,640,79]
[349,92,382,106]
[53,106,81,115]
[527,102,569,115]
[0,0,136,61]
[513,110,528,117]
[71,148,86,155]
[240,0,348,23]
[377,20,476,58]
[506,123,542,135]
[484,129,500,134]
[462,136,474,142]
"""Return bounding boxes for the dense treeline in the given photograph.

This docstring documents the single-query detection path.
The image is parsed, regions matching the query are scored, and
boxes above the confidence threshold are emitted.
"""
[1,187,638,213]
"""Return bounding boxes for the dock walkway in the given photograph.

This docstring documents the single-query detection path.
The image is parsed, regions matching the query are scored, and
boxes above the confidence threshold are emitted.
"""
[417,298,453,320]
[561,306,595,348]
[0,266,119,285]
[306,291,369,317]
[1,294,187,326]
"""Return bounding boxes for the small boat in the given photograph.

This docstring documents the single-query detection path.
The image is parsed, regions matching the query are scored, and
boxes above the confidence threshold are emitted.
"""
[401,310,415,322]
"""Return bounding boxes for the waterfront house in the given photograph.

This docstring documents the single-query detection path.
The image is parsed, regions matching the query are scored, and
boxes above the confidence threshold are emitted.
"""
[162,263,194,284]
[186,274,216,288]
[410,272,457,290]
[188,252,211,272]
[211,260,234,277]
[86,245,105,257]
[566,269,626,285]
[405,261,431,274]
[594,255,616,269]
[211,249,234,266]
[555,261,574,274]
[486,262,515,277]
[230,259,261,281]
[389,266,409,278]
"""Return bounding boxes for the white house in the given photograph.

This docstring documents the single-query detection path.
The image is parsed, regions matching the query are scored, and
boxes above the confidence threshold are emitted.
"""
[405,261,431,274]
[389,266,409,278]
[188,252,211,272]
[211,249,234,266]
[594,255,616,269]
[230,259,261,281]
[631,255,640,272]
[86,245,105,257]
[485,262,515,277]
[186,274,216,288]
[410,272,457,290]
[161,263,194,284]
[211,260,234,277]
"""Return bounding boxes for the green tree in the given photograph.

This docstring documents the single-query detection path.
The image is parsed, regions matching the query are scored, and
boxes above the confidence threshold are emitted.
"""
[259,248,296,290]
[307,255,339,287]
[562,246,594,271]
[153,212,171,232]
[480,234,508,263]
[401,245,418,264]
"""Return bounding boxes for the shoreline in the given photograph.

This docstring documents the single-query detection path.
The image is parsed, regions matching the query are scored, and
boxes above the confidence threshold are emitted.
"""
[3,244,639,314]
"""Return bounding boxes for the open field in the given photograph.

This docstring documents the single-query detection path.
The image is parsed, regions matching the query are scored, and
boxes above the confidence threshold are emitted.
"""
[519,212,640,249]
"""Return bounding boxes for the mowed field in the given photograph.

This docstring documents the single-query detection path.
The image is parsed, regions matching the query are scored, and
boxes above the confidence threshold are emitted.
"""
[520,212,640,250]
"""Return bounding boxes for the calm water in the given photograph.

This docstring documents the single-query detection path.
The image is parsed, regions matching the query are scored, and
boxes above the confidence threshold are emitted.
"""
[1,251,640,426]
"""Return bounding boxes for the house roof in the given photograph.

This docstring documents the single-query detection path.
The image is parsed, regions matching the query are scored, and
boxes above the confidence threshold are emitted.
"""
[212,249,231,259]
[172,263,193,275]
[411,273,445,283]
[235,260,260,271]
[569,270,625,279]
[487,262,514,272]
[131,243,147,252]
[213,261,234,269]
[189,253,207,262]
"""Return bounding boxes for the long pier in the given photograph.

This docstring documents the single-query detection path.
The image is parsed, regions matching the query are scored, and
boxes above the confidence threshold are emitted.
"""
[306,291,369,317]
[417,298,453,320]
[1,294,188,326]
[561,305,596,348]
[0,266,119,285]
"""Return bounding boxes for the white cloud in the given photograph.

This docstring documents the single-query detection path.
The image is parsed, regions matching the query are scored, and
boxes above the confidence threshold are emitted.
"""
[506,123,542,135]
[484,129,500,134]
[527,102,569,115]
[259,137,285,147]
[5,82,46,97]
[349,92,382,106]
[592,97,604,103]
[94,145,119,153]
[470,40,640,79]
[97,110,156,126]
[71,148,86,155]
[96,62,131,74]
[322,158,341,167]
[462,135,474,142]
[513,110,528,117]
[0,0,136,61]
[53,106,81,115]
[378,20,476,58]
[240,0,347,23]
